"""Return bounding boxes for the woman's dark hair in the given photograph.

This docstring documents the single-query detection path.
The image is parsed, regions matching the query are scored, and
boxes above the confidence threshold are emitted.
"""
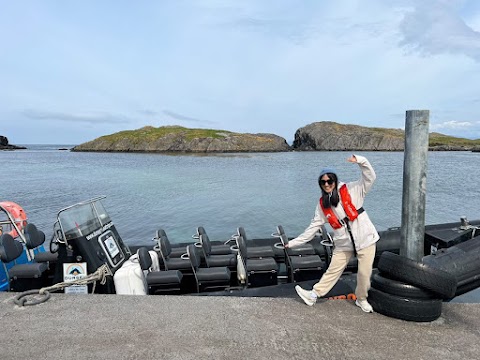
[318,172,339,208]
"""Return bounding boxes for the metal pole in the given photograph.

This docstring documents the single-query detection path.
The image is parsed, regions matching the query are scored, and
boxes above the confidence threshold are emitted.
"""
[400,110,430,261]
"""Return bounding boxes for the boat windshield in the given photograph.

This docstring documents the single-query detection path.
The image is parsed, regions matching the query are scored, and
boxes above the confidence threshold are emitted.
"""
[57,197,111,240]
[0,208,11,234]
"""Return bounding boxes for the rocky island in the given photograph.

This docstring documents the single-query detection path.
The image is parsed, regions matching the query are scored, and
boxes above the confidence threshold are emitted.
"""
[0,136,26,150]
[292,122,480,151]
[72,126,290,153]
[70,122,480,153]
[293,122,404,151]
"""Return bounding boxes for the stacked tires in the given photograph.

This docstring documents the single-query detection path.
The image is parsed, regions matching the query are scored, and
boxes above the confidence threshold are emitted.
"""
[369,252,457,322]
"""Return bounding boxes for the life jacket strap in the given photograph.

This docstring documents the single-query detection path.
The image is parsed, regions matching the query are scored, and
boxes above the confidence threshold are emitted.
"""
[341,207,364,225]
[340,207,364,257]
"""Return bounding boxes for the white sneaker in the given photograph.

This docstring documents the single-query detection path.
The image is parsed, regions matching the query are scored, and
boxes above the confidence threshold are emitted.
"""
[355,299,373,313]
[295,285,317,306]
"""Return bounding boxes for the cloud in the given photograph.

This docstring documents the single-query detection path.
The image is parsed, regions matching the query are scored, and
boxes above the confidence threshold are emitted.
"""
[213,1,402,48]
[22,109,131,124]
[162,110,216,124]
[226,16,316,44]
[139,109,158,116]
[430,120,476,130]
[399,1,480,61]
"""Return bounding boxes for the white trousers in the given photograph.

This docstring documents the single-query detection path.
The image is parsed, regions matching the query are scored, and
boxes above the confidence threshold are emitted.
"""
[312,243,376,300]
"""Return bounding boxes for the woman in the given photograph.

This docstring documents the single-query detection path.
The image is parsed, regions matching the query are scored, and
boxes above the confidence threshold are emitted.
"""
[286,154,379,312]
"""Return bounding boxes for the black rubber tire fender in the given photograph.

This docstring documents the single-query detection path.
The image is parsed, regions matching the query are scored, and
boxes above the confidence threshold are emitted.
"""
[371,272,438,300]
[368,288,442,322]
[377,252,457,299]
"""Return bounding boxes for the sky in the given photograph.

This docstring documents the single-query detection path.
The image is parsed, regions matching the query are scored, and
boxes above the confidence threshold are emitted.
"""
[1,0,480,145]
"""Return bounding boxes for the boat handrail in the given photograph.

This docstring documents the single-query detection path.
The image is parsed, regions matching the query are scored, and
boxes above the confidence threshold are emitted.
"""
[56,195,107,216]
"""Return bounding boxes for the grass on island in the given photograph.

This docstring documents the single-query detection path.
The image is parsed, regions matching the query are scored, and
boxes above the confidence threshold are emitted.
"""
[325,122,405,137]
[429,133,480,147]
[97,126,237,143]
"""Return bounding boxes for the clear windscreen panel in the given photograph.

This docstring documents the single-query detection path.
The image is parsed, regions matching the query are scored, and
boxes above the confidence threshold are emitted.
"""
[93,201,111,226]
[58,202,102,240]
[0,209,11,234]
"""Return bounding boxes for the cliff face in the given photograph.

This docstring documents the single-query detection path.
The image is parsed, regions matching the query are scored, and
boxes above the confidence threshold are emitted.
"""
[72,126,291,153]
[293,122,405,151]
[0,136,26,150]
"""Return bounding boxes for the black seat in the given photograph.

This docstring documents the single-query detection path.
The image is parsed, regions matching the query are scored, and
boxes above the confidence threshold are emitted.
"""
[0,233,48,291]
[236,235,278,287]
[275,231,324,282]
[274,225,317,256]
[24,223,58,263]
[195,227,234,255]
[199,234,236,268]
[155,234,191,271]
[186,245,231,293]
[154,229,187,258]
[137,247,183,293]
[237,227,275,258]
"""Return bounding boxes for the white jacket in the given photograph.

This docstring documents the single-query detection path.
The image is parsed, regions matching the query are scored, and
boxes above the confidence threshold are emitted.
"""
[289,154,379,252]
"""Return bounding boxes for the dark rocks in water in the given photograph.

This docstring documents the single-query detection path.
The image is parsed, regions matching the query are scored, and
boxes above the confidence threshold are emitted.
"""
[72,126,291,153]
[293,122,404,151]
[0,136,26,150]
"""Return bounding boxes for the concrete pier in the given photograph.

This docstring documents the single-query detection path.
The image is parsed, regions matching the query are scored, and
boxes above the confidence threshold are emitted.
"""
[1,292,479,360]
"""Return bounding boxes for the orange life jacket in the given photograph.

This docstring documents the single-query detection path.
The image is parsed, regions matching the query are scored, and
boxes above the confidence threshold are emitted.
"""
[320,184,360,229]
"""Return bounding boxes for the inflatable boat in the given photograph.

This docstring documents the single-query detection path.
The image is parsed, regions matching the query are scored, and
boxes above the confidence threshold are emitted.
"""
[1,196,480,321]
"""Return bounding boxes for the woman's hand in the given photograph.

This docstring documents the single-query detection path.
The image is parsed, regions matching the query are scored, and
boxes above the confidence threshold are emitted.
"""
[284,243,289,248]
[347,155,357,163]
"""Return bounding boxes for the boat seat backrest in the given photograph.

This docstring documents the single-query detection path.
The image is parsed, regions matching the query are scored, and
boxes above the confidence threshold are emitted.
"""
[24,223,46,249]
[156,229,167,239]
[237,227,247,241]
[187,244,200,269]
[200,234,212,256]
[197,226,206,236]
[0,234,24,263]
[276,225,285,236]
[137,247,153,271]
[158,234,172,257]
[235,235,248,267]
[278,233,288,246]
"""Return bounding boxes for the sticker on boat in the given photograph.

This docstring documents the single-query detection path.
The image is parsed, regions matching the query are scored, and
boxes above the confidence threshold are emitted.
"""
[63,263,88,294]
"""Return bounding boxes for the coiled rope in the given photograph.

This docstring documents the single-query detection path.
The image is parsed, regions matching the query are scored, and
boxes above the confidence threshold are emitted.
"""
[13,264,113,307]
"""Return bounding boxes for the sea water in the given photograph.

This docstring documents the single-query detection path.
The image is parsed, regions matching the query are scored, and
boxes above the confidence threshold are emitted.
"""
[2,146,479,246]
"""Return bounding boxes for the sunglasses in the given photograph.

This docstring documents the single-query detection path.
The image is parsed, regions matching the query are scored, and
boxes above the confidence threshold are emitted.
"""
[320,179,334,186]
